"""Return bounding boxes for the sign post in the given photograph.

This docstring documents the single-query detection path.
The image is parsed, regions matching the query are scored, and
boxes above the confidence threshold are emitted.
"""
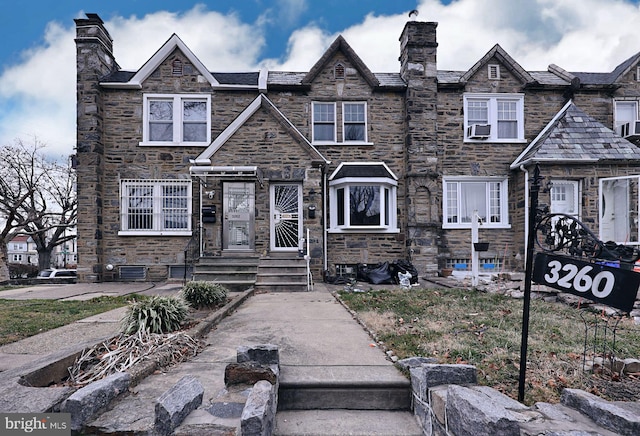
[518,165,542,402]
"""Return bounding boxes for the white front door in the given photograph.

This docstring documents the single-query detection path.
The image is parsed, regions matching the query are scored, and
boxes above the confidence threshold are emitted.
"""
[600,177,632,243]
[270,183,303,251]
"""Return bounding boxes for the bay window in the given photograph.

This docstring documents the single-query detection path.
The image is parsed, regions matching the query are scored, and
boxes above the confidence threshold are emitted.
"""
[329,163,398,232]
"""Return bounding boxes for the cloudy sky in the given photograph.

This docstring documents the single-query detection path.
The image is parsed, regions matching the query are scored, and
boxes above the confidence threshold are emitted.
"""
[1,0,640,158]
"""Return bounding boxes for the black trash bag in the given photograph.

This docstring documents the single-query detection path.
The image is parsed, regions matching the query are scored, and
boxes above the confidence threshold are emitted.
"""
[364,262,395,285]
[356,263,371,283]
[393,259,419,284]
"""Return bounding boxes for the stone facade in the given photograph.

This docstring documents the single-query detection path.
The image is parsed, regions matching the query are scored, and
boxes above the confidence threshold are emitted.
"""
[75,14,640,283]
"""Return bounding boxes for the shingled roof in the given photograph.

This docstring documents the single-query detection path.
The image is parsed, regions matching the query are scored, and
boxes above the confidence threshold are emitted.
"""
[511,100,640,168]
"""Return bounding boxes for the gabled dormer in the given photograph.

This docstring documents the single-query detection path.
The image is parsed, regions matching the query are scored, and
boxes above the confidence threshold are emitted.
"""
[302,35,380,89]
[459,44,537,87]
[460,44,533,143]
[100,34,219,89]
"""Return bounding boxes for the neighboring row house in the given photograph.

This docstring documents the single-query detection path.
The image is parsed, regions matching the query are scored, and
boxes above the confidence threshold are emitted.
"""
[74,14,640,287]
[7,235,37,266]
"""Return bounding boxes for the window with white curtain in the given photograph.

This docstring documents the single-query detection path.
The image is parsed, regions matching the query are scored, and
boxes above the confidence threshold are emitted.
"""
[120,179,192,235]
[443,177,509,228]
[464,93,524,142]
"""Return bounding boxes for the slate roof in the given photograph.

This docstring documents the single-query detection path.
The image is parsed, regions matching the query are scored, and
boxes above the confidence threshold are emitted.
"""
[572,51,640,85]
[511,101,640,168]
[329,163,398,180]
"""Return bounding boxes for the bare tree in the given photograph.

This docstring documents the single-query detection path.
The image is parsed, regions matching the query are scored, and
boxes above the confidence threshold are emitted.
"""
[0,138,77,281]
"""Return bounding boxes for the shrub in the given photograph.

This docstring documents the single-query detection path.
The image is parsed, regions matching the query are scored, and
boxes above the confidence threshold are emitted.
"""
[8,263,39,279]
[121,296,189,334]
[181,281,228,309]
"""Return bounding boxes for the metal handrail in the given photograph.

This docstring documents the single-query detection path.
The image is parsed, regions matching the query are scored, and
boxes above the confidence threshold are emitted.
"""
[183,228,201,285]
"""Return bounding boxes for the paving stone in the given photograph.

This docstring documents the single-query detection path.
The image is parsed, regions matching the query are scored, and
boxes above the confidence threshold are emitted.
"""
[61,372,130,431]
[154,375,204,436]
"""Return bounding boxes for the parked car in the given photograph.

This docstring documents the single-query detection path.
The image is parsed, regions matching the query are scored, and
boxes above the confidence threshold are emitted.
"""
[37,269,77,279]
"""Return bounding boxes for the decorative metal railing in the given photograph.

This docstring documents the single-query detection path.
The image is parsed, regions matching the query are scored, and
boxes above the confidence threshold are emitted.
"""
[534,213,640,265]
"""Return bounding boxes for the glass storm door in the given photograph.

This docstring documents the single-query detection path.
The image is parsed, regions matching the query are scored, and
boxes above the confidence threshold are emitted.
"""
[600,177,633,243]
[223,182,254,250]
[270,183,302,251]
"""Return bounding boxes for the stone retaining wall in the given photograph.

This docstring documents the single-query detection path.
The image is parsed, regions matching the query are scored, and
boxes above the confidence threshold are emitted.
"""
[401,359,640,436]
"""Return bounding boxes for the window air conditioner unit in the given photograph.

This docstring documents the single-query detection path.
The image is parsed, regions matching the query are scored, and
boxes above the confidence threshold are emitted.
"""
[618,120,640,140]
[467,123,491,139]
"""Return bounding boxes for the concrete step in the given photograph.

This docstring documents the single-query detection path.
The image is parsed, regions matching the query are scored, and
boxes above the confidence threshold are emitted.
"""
[274,410,422,436]
[278,365,411,411]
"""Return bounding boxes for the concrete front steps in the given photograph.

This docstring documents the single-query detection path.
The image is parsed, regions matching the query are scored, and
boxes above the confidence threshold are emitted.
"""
[192,255,259,291]
[274,365,422,435]
[255,254,309,293]
[192,253,310,293]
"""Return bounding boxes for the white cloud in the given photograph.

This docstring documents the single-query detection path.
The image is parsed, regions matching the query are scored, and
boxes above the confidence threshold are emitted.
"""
[1,0,640,158]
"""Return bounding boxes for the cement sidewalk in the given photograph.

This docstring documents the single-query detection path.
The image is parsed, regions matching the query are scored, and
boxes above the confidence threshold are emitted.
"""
[0,281,422,434]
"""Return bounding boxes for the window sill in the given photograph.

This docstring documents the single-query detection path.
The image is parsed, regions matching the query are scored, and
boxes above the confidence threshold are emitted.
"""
[442,223,511,230]
[313,141,374,146]
[138,141,209,147]
[118,231,193,236]
[463,138,526,143]
[328,227,400,234]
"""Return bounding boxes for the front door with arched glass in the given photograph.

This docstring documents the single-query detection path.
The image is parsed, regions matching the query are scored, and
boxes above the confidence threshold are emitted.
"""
[270,183,303,252]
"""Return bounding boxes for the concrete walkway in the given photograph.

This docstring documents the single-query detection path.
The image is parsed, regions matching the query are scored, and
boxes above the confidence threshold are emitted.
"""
[0,281,423,435]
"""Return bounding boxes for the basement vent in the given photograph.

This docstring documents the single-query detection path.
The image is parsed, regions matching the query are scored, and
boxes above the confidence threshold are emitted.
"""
[169,265,192,280]
[335,263,358,279]
[119,266,147,280]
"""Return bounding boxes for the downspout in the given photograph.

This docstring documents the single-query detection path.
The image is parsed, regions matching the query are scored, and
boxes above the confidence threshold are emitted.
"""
[520,165,529,263]
[322,165,328,275]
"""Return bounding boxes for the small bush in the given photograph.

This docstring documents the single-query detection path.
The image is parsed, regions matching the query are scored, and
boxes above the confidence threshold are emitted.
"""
[8,263,39,279]
[121,296,189,334]
[181,281,228,309]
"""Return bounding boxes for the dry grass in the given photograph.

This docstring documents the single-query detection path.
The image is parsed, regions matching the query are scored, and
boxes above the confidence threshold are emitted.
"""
[338,287,640,405]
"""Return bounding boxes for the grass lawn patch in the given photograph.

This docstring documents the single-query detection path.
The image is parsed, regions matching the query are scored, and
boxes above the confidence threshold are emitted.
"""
[339,287,640,404]
[0,295,146,346]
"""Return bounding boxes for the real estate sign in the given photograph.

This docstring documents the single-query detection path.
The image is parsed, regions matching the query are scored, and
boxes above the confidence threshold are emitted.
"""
[533,253,640,313]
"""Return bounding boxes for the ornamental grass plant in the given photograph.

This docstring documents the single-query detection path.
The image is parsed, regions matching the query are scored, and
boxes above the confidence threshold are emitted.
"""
[120,295,190,334]
[180,281,228,309]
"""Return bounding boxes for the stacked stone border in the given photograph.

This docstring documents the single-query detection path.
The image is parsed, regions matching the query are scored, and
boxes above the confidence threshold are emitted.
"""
[399,359,640,436]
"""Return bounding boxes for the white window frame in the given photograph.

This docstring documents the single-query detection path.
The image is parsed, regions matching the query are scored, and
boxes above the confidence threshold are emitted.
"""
[119,179,192,236]
[342,102,368,143]
[599,175,640,245]
[463,93,525,142]
[488,64,500,80]
[312,101,371,145]
[549,180,580,218]
[443,177,510,229]
[140,94,211,146]
[329,177,398,234]
[312,102,337,143]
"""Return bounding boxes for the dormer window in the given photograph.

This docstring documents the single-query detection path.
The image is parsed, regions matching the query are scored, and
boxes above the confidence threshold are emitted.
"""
[334,63,345,79]
[488,64,500,80]
[172,59,183,76]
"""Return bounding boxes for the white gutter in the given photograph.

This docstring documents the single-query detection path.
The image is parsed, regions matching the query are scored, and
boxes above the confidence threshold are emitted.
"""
[520,165,529,263]
[323,167,328,274]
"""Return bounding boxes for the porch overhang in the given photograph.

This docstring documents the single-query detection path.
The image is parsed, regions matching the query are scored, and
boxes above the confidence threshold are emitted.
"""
[189,165,264,187]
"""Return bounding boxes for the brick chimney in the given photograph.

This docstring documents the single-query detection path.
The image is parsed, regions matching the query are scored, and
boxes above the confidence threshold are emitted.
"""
[74,13,117,282]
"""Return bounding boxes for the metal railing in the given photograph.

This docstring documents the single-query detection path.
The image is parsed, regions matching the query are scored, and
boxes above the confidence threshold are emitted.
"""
[183,228,201,285]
